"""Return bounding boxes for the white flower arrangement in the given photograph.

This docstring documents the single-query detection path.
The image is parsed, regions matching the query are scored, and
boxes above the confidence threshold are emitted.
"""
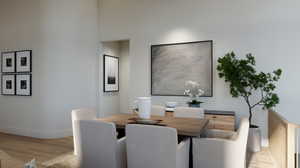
[184,80,204,104]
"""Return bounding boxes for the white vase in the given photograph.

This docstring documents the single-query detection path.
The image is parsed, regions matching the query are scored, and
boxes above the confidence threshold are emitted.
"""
[247,127,262,152]
[137,97,151,119]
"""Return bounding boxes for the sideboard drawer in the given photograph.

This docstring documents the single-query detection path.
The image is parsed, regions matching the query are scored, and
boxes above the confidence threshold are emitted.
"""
[210,115,235,122]
[165,111,235,131]
[205,114,235,131]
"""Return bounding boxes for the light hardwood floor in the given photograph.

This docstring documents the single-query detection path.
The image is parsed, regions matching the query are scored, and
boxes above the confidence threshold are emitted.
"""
[247,148,277,168]
[0,132,73,165]
[0,132,276,168]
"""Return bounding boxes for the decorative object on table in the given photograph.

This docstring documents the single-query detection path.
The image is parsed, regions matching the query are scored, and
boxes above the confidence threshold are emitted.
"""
[217,52,282,152]
[151,41,213,96]
[165,102,178,112]
[24,159,37,168]
[184,80,204,108]
[16,50,32,73]
[1,74,15,95]
[16,74,32,96]
[132,100,139,113]
[103,55,119,92]
[1,51,15,73]
[136,97,151,119]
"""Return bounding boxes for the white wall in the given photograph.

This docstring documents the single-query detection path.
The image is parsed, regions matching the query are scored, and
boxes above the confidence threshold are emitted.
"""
[0,0,99,138]
[119,41,130,113]
[99,0,300,146]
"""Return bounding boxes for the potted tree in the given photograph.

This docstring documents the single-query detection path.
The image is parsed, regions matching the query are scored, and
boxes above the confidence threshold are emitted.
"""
[217,52,282,152]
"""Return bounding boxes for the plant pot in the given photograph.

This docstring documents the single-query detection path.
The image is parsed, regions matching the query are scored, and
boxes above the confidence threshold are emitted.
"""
[188,103,201,108]
[247,127,261,152]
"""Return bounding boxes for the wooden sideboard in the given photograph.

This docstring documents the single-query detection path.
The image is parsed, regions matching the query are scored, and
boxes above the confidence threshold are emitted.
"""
[166,110,235,131]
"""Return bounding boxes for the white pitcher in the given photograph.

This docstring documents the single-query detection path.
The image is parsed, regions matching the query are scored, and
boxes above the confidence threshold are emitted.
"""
[137,97,151,119]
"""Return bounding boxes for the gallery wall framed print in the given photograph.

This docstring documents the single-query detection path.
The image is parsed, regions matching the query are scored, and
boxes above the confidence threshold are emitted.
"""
[103,55,119,92]
[151,40,213,97]
[1,74,15,95]
[16,50,32,73]
[16,74,32,96]
[1,51,15,73]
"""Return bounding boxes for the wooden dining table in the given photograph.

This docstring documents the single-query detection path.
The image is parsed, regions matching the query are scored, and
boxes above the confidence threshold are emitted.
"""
[98,113,209,137]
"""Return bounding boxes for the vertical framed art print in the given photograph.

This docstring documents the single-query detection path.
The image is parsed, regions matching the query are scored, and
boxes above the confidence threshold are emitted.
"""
[1,74,16,95]
[103,55,119,92]
[16,50,32,73]
[16,74,32,96]
[1,51,15,73]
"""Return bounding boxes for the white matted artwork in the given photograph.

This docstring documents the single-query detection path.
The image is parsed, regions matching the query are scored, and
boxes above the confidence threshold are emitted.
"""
[103,55,119,92]
[16,50,32,72]
[16,74,32,96]
[151,41,213,96]
[1,74,15,95]
[1,52,15,73]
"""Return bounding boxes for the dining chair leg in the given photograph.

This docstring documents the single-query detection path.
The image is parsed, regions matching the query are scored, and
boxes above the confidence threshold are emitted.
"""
[189,137,193,168]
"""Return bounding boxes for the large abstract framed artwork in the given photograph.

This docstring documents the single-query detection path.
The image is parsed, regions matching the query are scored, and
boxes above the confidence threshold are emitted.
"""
[151,41,213,97]
[1,74,15,95]
[103,55,119,92]
[1,51,15,73]
[16,74,32,96]
[16,50,32,73]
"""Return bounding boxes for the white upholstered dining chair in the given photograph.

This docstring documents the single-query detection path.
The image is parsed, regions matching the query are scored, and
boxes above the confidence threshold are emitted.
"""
[77,120,126,168]
[126,124,190,168]
[151,105,166,116]
[192,118,249,168]
[174,107,205,118]
[71,108,96,155]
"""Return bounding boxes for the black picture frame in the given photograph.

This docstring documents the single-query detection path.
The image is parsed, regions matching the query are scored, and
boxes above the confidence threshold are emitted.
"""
[16,50,32,73]
[15,74,32,96]
[1,51,16,73]
[151,40,213,97]
[1,74,16,96]
[103,55,119,92]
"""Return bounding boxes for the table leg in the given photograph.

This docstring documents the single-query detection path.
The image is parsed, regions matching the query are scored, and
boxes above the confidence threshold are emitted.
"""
[189,137,193,168]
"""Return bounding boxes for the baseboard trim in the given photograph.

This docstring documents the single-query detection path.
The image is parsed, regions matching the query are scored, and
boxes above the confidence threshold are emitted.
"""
[0,126,72,139]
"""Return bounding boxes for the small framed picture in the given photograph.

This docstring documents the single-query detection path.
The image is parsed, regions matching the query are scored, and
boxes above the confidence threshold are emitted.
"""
[1,74,16,95]
[103,55,119,92]
[16,74,32,96]
[1,52,16,73]
[16,50,32,73]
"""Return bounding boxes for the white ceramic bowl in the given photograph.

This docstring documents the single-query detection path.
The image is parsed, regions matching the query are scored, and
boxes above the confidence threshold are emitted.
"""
[165,102,178,108]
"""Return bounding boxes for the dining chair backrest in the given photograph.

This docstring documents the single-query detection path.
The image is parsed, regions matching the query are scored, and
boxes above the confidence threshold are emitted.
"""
[78,120,119,168]
[151,105,166,116]
[72,108,97,155]
[126,124,178,168]
[174,107,204,118]
[192,117,249,168]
